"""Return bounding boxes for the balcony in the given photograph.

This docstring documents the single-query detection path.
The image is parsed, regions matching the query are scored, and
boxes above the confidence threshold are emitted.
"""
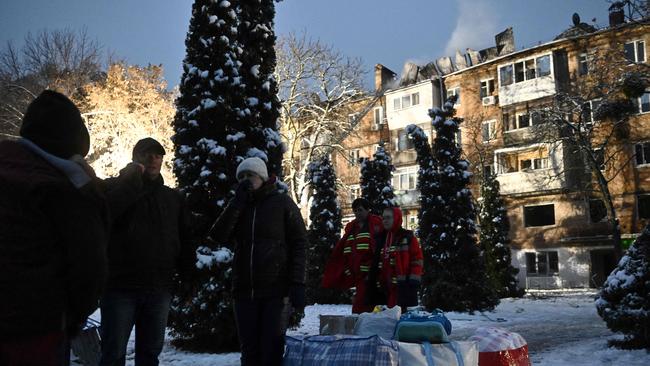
[499,76,556,106]
[495,142,568,195]
[394,189,420,208]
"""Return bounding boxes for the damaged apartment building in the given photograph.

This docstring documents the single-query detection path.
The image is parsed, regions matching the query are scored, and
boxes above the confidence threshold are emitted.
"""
[333,5,650,290]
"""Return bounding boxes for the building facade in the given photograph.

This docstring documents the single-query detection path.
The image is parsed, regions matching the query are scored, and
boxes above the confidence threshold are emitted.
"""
[334,10,650,289]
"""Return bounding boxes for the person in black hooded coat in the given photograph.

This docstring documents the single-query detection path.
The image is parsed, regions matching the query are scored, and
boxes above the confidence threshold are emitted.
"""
[209,157,307,366]
[0,90,109,366]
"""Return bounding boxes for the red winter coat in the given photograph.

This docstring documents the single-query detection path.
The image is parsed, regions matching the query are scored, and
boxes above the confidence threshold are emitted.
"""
[378,207,424,308]
[322,214,383,289]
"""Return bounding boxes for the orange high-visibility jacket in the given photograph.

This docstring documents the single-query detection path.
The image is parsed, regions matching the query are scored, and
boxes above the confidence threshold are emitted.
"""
[322,214,383,289]
[379,207,424,307]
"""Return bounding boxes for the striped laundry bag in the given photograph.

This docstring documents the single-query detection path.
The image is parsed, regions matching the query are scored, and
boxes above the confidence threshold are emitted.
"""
[468,327,531,366]
[283,335,399,366]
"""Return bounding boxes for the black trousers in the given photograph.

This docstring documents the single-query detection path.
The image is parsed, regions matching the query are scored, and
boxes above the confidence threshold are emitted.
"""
[234,296,288,366]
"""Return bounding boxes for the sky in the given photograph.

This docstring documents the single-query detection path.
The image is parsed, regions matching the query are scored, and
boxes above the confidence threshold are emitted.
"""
[0,0,611,90]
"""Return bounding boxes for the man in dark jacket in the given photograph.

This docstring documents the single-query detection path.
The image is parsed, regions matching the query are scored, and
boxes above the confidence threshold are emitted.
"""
[99,138,191,366]
[0,90,109,366]
[209,157,307,366]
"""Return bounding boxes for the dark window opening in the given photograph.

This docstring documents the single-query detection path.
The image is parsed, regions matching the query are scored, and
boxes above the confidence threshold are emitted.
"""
[639,195,650,219]
[524,204,555,227]
[590,199,607,223]
[636,142,650,165]
[578,53,589,76]
[500,65,513,86]
[526,251,559,275]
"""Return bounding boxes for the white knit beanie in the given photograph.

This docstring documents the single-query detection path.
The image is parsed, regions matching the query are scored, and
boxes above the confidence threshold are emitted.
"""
[236,157,269,182]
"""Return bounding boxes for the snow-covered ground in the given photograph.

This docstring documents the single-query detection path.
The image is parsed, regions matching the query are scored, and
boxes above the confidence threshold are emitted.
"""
[79,290,650,365]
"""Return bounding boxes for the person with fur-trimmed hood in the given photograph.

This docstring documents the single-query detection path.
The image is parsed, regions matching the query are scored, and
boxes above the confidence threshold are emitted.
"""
[373,206,424,312]
[208,157,307,366]
[0,90,109,366]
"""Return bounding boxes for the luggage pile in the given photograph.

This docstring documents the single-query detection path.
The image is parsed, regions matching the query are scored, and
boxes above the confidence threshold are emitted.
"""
[285,307,523,366]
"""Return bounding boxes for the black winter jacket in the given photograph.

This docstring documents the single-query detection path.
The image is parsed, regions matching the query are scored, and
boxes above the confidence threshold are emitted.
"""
[210,181,307,299]
[0,140,109,340]
[104,166,192,290]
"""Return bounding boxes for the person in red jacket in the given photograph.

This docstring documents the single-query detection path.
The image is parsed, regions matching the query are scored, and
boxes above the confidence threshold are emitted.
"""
[376,206,424,312]
[322,198,383,313]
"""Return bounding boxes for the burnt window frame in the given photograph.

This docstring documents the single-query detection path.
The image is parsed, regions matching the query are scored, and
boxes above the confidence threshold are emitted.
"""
[523,204,556,227]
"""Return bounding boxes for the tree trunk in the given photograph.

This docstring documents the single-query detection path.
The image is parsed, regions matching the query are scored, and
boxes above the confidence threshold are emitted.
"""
[594,168,624,260]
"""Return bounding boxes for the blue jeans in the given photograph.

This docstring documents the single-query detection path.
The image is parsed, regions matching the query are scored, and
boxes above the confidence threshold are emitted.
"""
[98,289,171,366]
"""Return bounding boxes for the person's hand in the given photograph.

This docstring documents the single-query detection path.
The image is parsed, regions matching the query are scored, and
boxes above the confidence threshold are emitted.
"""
[289,284,306,312]
[128,161,145,174]
[233,180,253,207]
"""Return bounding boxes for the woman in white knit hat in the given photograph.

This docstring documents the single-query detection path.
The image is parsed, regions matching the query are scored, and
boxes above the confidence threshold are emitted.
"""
[209,157,307,366]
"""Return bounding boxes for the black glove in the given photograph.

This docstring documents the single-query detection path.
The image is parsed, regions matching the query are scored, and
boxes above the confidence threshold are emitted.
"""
[289,284,306,311]
[233,180,253,208]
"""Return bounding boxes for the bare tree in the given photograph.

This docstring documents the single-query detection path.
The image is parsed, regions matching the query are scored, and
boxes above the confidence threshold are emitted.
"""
[0,28,104,138]
[530,42,649,260]
[275,32,367,208]
[80,63,176,185]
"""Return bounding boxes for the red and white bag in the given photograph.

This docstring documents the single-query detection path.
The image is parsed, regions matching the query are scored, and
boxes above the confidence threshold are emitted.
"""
[468,327,531,366]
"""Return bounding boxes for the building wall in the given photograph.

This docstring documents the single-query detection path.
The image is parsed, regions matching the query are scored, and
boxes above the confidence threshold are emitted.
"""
[446,22,650,288]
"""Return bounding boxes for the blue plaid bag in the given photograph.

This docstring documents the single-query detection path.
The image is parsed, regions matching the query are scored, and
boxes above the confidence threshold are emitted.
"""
[284,335,399,366]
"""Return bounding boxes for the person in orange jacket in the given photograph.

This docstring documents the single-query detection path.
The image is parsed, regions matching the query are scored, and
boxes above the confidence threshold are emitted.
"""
[322,198,383,313]
[374,206,424,312]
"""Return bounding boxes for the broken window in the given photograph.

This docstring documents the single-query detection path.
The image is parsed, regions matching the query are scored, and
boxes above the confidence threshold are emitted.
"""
[639,194,650,219]
[589,199,607,223]
[515,61,525,83]
[636,142,650,165]
[632,90,650,113]
[446,87,461,105]
[517,113,530,129]
[480,79,495,98]
[524,204,555,227]
[499,64,513,86]
[483,165,494,177]
[536,55,551,77]
[531,109,548,126]
[481,120,496,142]
[503,111,517,131]
[525,59,536,80]
[625,40,646,63]
[578,53,589,76]
[520,159,532,170]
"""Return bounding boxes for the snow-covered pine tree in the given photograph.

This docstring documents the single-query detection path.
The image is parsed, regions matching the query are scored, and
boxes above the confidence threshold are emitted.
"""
[170,0,282,351]
[237,0,284,177]
[478,171,521,298]
[596,224,650,349]
[359,143,396,214]
[305,156,349,304]
[407,96,498,312]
